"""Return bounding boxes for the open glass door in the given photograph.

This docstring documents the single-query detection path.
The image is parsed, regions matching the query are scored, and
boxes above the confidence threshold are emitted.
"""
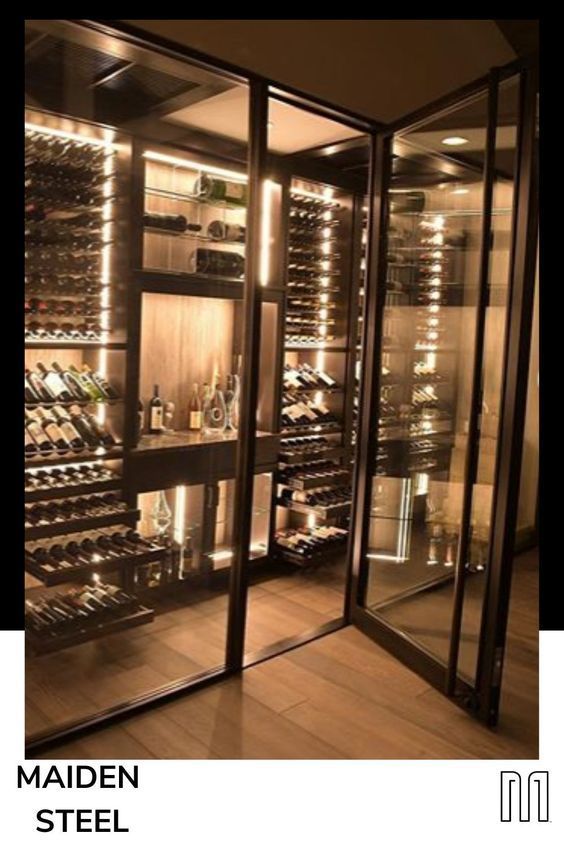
[351,63,538,723]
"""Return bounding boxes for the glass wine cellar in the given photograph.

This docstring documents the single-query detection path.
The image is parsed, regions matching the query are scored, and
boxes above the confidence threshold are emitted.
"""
[24,20,538,750]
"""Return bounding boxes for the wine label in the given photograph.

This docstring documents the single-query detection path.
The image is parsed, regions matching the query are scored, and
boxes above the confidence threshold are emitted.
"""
[150,406,163,430]
[27,422,49,445]
[189,411,202,430]
[45,421,67,443]
[224,181,245,201]
[59,420,80,443]
[44,372,68,397]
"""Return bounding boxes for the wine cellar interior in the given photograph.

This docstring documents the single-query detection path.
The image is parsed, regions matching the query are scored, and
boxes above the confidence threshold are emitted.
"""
[24,20,537,746]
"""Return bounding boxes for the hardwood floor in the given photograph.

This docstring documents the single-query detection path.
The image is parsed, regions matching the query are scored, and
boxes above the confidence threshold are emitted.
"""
[33,549,538,760]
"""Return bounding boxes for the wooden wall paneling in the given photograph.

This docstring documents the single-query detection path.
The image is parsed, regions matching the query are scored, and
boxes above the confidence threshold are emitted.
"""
[139,292,234,432]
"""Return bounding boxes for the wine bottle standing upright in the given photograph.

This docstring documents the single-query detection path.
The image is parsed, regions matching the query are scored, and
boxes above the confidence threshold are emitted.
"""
[149,385,164,434]
[188,383,202,430]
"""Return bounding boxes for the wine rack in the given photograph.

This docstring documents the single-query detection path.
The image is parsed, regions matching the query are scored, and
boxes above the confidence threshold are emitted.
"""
[25,583,154,655]
[274,180,356,563]
[25,526,166,587]
[24,118,153,653]
[142,150,247,282]
[376,196,460,479]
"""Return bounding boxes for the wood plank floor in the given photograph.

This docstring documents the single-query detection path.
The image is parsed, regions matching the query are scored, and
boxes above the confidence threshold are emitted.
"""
[34,549,538,759]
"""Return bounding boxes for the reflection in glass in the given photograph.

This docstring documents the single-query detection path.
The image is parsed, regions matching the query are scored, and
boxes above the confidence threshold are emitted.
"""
[364,92,493,666]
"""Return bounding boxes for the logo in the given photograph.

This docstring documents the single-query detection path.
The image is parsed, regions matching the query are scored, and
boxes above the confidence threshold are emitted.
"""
[500,771,549,822]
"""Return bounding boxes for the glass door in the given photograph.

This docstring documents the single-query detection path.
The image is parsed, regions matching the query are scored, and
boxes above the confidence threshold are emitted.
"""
[351,64,538,723]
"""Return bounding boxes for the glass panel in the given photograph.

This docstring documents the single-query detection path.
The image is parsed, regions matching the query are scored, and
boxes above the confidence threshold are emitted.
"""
[363,92,490,666]
[24,19,252,740]
[244,95,370,657]
[458,75,520,682]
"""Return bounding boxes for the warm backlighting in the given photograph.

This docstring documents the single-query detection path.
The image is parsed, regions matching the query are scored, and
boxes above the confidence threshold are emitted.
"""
[259,179,275,286]
[441,136,469,146]
[452,187,469,195]
[174,485,186,546]
[209,549,234,562]
[143,150,247,183]
[24,122,115,148]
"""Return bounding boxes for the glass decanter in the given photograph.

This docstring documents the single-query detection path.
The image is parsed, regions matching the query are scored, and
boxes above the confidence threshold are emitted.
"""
[225,373,240,431]
[151,489,172,539]
[202,382,227,436]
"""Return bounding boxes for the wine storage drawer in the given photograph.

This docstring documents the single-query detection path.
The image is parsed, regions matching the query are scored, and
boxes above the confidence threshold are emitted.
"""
[25,508,140,542]
[286,470,351,491]
[25,478,123,503]
[276,499,352,520]
[278,446,346,465]
[25,545,166,587]
[26,605,155,655]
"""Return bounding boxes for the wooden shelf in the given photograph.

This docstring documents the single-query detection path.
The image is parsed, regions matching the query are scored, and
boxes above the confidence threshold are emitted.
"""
[25,341,127,351]
[134,429,274,455]
[25,509,140,542]
[26,605,155,655]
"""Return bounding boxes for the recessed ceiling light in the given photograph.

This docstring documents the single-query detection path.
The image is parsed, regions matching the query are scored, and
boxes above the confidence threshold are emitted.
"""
[452,187,469,195]
[442,136,469,146]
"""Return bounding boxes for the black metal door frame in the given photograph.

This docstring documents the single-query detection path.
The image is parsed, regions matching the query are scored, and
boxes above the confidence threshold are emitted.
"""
[347,59,539,723]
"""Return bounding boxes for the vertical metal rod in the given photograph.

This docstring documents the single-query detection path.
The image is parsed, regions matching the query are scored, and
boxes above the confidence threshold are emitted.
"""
[476,62,538,724]
[225,80,269,669]
[445,70,500,695]
[346,131,391,619]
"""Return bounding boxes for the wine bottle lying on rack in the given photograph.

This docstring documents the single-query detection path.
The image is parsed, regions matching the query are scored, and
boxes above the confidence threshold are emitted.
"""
[274,525,348,562]
[193,174,247,207]
[25,463,120,493]
[25,529,164,577]
[190,248,245,279]
[143,211,201,234]
[25,581,151,647]
[25,493,128,526]
[25,406,117,456]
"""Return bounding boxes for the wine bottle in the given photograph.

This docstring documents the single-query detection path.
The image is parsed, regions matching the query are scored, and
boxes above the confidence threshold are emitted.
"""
[81,363,119,400]
[34,408,70,451]
[193,174,247,207]
[26,367,56,403]
[67,363,104,401]
[190,248,245,279]
[51,406,85,450]
[188,383,202,430]
[67,405,100,447]
[82,409,116,446]
[207,221,246,243]
[149,385,164,434]
[25,428,39,455]
[51,362,90,401]
[36,362,74,402]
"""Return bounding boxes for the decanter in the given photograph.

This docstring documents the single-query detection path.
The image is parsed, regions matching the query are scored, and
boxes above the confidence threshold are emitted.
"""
[225,373,240,431]
[151,489,172,539]
[202,382,227,436]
